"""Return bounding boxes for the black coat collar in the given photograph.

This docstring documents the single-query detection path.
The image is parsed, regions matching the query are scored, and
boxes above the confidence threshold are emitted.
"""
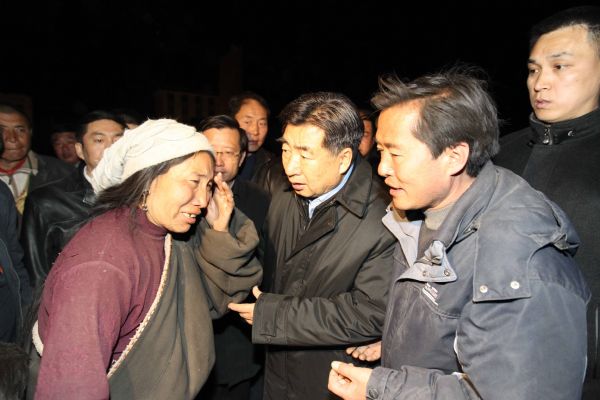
[528,108,600,145]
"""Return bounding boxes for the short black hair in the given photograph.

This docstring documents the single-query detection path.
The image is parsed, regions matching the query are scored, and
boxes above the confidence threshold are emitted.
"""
[76,110,126,142]
[530,6,600,55]
[357,107,376,129]
[279,92,363,155]
[111,108,144,127]
[371,67,500,177]
[0,104,32,129]
[50,123,78,142]
[228,91,270,117]
[198,114,248,153]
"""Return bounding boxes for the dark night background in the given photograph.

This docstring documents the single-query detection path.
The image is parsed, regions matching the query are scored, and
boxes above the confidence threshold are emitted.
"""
[1,0,590,155]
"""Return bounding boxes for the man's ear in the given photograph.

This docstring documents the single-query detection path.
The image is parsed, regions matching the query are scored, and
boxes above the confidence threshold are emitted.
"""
[75,142,85,161]
[444,142,470,176]
[337,148,353,175]
[238,151,246,167]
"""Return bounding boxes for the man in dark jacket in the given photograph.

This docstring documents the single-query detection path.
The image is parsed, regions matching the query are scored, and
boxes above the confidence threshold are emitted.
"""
[229,92,395,400]
[20,111,125,290]
[1,180,31,342]
[229,92,280,190]
[0,133,31,342]
[0,104,72,218]
[493,7,600,395]
[328,71,590,400]
[198,114,270,400]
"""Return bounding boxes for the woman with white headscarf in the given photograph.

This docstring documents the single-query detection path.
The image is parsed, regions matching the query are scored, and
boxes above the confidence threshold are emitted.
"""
[29,119,262,399]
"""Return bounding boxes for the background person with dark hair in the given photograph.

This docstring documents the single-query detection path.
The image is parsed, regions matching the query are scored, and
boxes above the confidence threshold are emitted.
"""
[198,114,270,400]
[0,104,72,217]
[49,124,79,166]
[20,111,126,290]
[357,107,380,173]
[0,131,31,342]
[0,183,30,342]
[229,92,276,186]
[493,7,600,395]
[112,108,144,129]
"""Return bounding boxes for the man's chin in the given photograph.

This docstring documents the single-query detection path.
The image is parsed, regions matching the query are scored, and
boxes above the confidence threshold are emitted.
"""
[293,188,311,198]
[0,151,28,163]
[533,109,566,124]
[216,172,233,183]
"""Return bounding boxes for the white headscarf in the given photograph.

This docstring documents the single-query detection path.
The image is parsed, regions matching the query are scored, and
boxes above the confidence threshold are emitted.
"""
[91,118,214,194]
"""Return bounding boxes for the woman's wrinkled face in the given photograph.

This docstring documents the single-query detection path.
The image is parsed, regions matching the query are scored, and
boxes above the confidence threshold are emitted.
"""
[145,152,214,232]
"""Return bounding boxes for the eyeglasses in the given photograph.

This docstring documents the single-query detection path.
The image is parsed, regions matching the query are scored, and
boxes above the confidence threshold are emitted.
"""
[214,150,240,159]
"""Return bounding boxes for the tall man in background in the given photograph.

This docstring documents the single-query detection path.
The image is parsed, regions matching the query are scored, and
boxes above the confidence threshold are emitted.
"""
[494,8,600,395]
[229,92,276,188]
[49,125,79,167]
[199,115,270,400]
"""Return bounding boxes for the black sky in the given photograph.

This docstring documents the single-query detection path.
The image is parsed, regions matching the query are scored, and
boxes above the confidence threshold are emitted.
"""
[1,0,589,154]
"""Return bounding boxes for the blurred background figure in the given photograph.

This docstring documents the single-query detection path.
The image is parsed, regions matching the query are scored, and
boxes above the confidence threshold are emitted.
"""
[197,114,270,400]
[0,134,31,344]
[112,108,143,129]
[357,107,380,172]
[49,124,79,166]
[0,134,31,400]
[0,341,29,400]
[0,104,71,217]
[229,92,274,186]
[20,111,126,290]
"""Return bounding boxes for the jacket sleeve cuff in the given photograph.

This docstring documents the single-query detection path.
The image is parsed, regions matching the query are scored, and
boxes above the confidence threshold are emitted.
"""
[196,216,259,268]
[252,292,291,344]
[192,215,262,316]
[366,367,399,400]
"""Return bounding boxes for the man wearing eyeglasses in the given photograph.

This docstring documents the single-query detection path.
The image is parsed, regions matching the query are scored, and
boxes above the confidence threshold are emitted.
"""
[200,115,271,222]
[199,114,270,400]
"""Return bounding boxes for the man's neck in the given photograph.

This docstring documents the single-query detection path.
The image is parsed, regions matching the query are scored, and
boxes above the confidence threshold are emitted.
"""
[536,105,599,126]
[430,173,476,213]
[0,157,27,173]
[307,163,354,218]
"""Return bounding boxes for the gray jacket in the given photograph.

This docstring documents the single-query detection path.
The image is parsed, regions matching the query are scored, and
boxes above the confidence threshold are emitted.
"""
[367,162,590,400]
